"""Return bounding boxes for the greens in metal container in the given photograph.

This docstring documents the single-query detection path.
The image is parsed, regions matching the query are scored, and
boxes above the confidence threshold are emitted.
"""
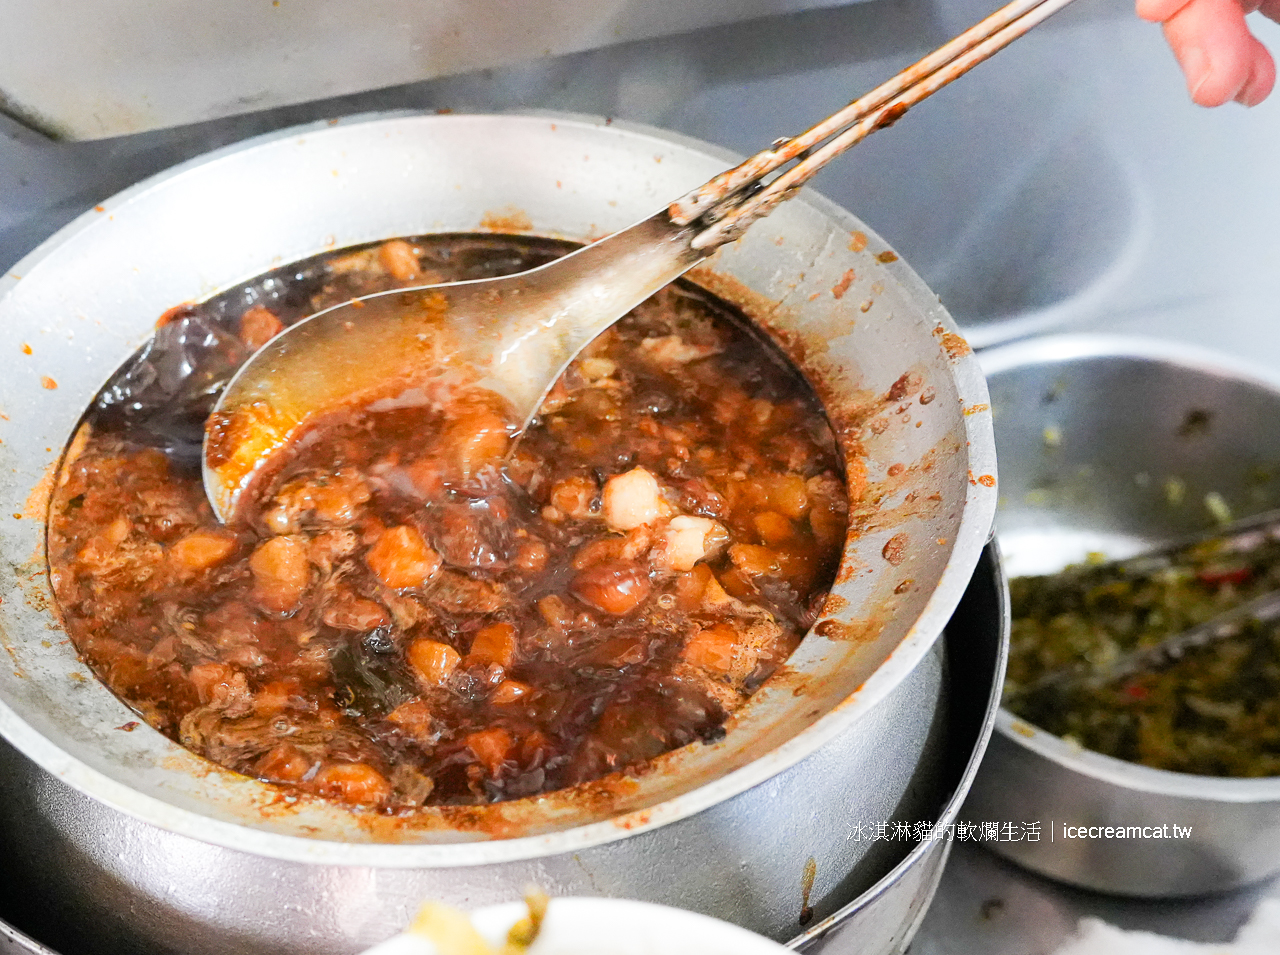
[1005,522,1280,777]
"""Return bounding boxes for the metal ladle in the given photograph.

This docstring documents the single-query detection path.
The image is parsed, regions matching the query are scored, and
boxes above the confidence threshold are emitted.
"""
[203,0,1078,521]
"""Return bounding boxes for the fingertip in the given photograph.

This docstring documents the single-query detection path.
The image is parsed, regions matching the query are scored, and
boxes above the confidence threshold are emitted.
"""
[1163,0,1259,106]
[1189,68,1241,106]
[1179,44,1220,103]
[1137,0,1194,21]
[1234,43,1276,105]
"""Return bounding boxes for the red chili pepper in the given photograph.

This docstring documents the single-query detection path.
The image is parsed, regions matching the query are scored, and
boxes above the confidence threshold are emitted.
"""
[1196,565,1253,587]
[1123,682,1149,701]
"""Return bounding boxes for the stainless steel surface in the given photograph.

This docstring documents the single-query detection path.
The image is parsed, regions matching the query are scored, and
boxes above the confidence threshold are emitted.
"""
[0,646,944,955]
[0,112,994,951]
[0,546,1004,955]
[0,110,995,853]
[913,839,1280,955]
[965,334,1280,897]
[795,545,1009,954]
[0,547,1004,955]
[0,923,56,955]
[0,0,876,140]
[983,334,1280,577]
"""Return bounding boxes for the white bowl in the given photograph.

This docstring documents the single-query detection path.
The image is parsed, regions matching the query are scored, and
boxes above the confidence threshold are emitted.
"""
[362,898,791,955]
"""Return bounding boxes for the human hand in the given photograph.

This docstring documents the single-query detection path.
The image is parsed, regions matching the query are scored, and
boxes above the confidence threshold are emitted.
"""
[1137,0,1279,106]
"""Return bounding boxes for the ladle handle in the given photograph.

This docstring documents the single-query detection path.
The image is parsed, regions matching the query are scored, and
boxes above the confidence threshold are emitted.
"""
[670,0,1082,249]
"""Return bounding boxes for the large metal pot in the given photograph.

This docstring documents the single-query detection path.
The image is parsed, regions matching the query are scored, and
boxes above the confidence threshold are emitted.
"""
[0,113,995,950]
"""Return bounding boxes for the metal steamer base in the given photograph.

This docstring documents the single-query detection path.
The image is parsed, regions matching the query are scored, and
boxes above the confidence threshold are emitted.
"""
[0,547,1008,955]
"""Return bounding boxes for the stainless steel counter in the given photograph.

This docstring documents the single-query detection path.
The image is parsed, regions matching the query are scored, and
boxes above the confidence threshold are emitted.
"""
[914,842,1280,952]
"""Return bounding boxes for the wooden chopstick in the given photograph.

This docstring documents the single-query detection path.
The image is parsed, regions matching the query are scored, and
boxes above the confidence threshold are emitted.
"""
[668,0,1081,249]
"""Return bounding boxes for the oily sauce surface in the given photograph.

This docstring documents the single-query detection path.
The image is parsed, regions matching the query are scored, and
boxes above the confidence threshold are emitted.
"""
[48,236,849,811]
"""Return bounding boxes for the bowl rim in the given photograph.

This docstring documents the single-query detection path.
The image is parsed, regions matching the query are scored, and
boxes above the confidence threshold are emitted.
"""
[979,331,1280,390]
[362,896,793,954]
[984,331,1280,800]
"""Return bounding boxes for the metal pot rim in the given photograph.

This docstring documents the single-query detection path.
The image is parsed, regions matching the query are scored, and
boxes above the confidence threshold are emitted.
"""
[979,332,1280,391]
[994,710,1280,800]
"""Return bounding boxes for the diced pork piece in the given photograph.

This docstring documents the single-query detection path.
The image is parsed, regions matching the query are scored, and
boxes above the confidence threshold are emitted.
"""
[548,475,597,519]
[434,502,507,571]
[406,638,461,688]
[653,516,728,572]
[75,524,167,596]
[263,469,371,531]
[513,538,548,573]
[388,763,435,806]
[601,467,664,531]
[729,543,781,577]
[249,536,310,614]
[322,589,391,631]
[807,471,849,549]
[578,357,617,381]
[752,511,795,546]
[365,525,441,589]
[571,525,653,570]
[238,305,284,351]
[252,677,305,716]
[438,400,511,478]
[387,699,436,742]
[310,761,392,807]
[674,478,729,519]
[425,570,506,615]
[681,618,784,689]
[308,529,359,574]
[308,471,372,524]
[137,485,202,538]
[465,726,515,776]
[369,454,446,503]
[377,239,421,282]
[700,573,735,609]
[583,634,649,668]
[187,661,254,717]
[170,528,238,573]
[668,662,744,713]
[490,680,531,704]
[681,623,739,675]
[380,588,432,630]
[639,335,722,366]
[256,743,312,783]
[571,560,652,615]
[764,473,810,519]
[537,594,574,633]
[466,622,518,669]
